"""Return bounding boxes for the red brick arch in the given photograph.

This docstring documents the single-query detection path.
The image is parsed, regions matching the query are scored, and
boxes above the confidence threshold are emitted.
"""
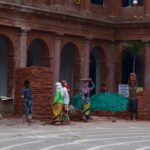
[60,42,81,95]
[91,45,106,62]
[0,34,15,97]
[0,34,15,56]
[90,45,108,92]
[27,31,53,68]
[120,45,131,60]
[27,38,50,67]
[61,38,82,58]
[120,47,144,86]
[61,42,81,59]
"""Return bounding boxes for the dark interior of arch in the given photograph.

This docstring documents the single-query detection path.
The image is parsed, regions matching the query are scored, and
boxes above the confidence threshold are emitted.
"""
[122,50,142,86]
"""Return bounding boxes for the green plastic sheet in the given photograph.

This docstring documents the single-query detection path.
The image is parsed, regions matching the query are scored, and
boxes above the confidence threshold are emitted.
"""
[71,93,128,112]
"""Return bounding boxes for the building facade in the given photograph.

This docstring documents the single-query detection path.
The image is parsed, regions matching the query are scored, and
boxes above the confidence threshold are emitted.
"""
[0,0,149,99]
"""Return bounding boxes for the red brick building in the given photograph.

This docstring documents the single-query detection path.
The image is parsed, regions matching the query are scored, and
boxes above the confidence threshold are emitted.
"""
[0,0,150,119]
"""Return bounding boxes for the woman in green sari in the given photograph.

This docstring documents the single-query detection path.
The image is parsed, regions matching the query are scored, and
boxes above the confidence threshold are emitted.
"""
[51,82,64,124]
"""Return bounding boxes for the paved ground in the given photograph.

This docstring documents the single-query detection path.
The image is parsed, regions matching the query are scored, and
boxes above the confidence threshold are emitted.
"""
[1,117,150,150]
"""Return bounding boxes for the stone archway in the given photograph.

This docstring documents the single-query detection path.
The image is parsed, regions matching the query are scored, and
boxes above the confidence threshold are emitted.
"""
[0,35,13,97]
[121,50,133,84]
[60,43,80,95]
[90,47,106,94]
[121,49,143,86]
[27,39,49,67]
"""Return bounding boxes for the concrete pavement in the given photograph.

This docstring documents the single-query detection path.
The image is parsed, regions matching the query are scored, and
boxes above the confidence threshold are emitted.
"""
[0,117,150,150]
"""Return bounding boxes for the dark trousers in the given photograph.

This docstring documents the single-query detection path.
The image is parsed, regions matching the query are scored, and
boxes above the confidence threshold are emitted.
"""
[128,99,138,120]
[128,99,137,113]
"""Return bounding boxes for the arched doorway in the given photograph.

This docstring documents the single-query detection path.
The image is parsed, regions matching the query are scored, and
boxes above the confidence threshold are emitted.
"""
[122,50,143,86]
[0,36,10,96]
[122,50,133,84]
[27,39,49,67]
[90,47,106,94]
[60,43,80,95]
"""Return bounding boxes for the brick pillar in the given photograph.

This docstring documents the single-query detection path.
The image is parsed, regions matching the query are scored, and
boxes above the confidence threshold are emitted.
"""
[105,0,121,17]
[107,41,115,92]
[12,54,18,97]
[80,0,90,12]
[64,0,72,8]
[144,0,150,16]
[113,41,122,91]
[50,0,54,5]
[18,28,29,67]
[144,42,150,89]
[53,33,62,84]
[82,38,90,79]
[53,0,62,5]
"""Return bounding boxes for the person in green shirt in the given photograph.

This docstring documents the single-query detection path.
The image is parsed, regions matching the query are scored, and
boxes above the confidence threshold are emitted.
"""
[51,82,64,124]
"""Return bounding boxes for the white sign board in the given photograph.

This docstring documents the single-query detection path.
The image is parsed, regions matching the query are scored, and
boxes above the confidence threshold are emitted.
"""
[118,84,129,98]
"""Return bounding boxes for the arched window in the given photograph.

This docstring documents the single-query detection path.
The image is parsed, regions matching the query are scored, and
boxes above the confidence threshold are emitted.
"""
[27,39,49,67]
[91,0,104,5]
[122,51,133,84]
[0,37,8,96]
[122,0,133,7]
[60,43,80,95]
[0,36,13,96]
[122,50,143,86]
[122,0,144,7]
[138,0,144,6]
[90,47,106,94]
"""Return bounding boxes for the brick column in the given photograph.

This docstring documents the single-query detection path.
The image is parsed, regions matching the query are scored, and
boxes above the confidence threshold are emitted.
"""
[82,38,90,79]
[107,41,115,92]
[53,33,62,84]
[64,0,72,8]
[144,42,150,89]
[53,0,62,5]
[105,0,121,17]
[144,0,150,16]
[18,28,29,68]
[49,0,54,5]
[80,0,90,13]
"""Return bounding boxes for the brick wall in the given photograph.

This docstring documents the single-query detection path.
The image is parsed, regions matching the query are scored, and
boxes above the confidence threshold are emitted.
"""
[91,111,129,120]
[13,67,150,121]
[138,90,150,120]
[90,91,150,121]
[14,67,53,121]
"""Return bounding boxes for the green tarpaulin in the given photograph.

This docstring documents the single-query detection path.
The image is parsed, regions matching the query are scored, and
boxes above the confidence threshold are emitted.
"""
[71,93,128,112]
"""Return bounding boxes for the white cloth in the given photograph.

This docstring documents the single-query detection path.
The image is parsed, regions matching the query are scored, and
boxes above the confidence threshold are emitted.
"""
[55,82,63,96]
[62,87,70,105]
